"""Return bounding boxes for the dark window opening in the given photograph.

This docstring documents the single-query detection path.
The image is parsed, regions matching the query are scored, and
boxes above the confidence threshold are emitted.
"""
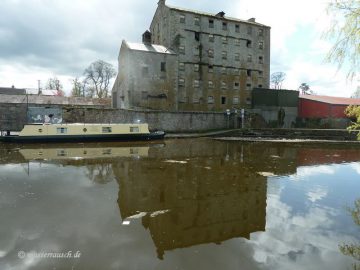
[195,32,200,41]
[235,24,240,32]
[161,62,166,72]
[222,22,227,30]
[209,19,214,28]
[246,40,252,48]
[247,70,252,77]
[221,96,226,105]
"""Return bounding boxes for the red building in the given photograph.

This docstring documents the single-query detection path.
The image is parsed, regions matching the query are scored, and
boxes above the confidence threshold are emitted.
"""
[298,95,360,118]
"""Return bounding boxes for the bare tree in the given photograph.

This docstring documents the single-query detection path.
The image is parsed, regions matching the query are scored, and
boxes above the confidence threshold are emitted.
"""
[351,86,360,98]
[271,72,286,89]
[298,83,315,95]
[45,77,65,96]
[70,77,88,97]
[83,60,116,98]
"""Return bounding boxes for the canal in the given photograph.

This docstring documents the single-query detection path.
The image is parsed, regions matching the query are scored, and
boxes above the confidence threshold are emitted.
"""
[0,138,359,270]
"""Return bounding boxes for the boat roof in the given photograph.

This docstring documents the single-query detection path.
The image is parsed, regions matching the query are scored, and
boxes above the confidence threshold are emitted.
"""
[26,123,147,126]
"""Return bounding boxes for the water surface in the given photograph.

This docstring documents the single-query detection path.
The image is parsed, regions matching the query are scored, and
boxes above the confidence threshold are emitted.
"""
[0,139,359,270]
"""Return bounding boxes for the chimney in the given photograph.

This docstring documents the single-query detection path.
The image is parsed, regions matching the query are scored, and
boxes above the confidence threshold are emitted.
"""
[158,0,165,6]
[216,11,225,18]
[248,18,256,22]
[142,30,152,45]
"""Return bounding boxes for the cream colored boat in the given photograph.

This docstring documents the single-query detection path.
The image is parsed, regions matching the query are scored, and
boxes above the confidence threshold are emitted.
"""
[0,123,165,143]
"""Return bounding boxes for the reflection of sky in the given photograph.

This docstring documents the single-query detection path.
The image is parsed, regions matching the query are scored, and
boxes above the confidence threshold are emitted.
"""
[0,160,359,270]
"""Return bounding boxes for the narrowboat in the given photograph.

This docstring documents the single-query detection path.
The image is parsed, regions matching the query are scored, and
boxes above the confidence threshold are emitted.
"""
[0,123,165,143]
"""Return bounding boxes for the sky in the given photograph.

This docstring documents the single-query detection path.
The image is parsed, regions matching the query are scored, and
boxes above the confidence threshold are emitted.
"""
[0,0,358,97]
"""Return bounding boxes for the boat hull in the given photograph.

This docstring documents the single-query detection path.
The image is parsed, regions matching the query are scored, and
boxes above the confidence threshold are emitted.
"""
[0,132,165,143]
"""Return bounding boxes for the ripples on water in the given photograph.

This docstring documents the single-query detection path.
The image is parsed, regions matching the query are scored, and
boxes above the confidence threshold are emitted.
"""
[0,139,359,270]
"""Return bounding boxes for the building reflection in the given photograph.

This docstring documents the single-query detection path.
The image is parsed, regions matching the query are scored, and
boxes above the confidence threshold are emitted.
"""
[114,140,268,259]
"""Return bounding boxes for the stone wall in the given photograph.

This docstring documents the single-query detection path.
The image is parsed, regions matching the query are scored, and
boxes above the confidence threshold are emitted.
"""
[63,107,231,132]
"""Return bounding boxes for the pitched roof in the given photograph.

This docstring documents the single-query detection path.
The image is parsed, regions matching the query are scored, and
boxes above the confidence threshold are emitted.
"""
[125,41,176,55]
[300,94,360,105]
[167,4,270,28]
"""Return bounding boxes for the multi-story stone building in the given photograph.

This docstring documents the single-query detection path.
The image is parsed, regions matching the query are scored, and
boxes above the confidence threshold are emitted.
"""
[112,0,270,111]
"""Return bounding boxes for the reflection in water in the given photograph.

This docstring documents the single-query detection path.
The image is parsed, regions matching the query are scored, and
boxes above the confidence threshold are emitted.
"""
[114,152,267,259]
[1,139,360,269]
[339,199,360,270]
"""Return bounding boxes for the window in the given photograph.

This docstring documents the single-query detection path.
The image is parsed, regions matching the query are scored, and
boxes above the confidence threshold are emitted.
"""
[235,39,241,46]
[57,150,67,157]
[208,49,214,58]
[222,51,227,59]
[161,62,166,72]
[179,46,185,54]
[179,62,185,71]
[179,78,185,86]
[208,81,214,88]
[246,83,252,90]
[246,40,252,48]
[258,84,263,88]
[234,82,240,89]
[208,65,214,73]
[38,129,43,133]
[222,22,227,30]
[259,41,264,50]
[142,66,149,76]
[208,96,214,104]
[103,149,112,155]
[56,127,67,134]
[221,81,227,89]
[259,56,264,64]
[247,54,252,62]
[258,28,264,36]
[102,127,112,133]
[195,32,200,41]
[235,53,240,61]
[194,17,200,26]
[247,26,252,35]
[193,80,200,88]
[221,96,227,105]
[259,70,263,77]
[130,126,140,133]
[246,97,252,104]
[180,14,185,23]
[209,34,214,42]
[221,67,227,74]
[247,69,252,77]
[235,24,240,33]
[222,37,227,44]
[209,19,214,28]
[194,64,199,72]
[233,97,239,104]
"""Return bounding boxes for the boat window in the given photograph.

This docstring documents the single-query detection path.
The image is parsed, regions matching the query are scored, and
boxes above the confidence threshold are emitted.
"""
[102,149,112,155]
[38,129,43,133]
[57,150,67,157]
[102,127,112,133]
[56,127,67,134]
[130,126,140,133]
[83,128,87,132]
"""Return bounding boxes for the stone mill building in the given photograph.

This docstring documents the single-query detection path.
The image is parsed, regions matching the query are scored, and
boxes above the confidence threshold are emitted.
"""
[112,0,271,112]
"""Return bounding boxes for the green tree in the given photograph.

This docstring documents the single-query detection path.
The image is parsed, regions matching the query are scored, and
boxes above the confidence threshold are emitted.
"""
[324,0,360,80]
[339,199,360,270]
[346,105,360,138]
